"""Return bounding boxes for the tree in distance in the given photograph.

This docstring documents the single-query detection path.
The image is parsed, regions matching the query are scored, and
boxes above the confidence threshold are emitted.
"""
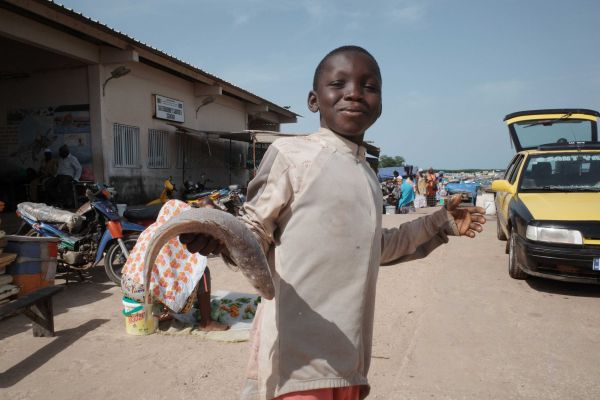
[379,155,405,167]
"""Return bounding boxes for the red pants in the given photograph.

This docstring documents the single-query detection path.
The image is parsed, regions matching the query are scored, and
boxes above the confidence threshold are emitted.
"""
[273,386,360,400]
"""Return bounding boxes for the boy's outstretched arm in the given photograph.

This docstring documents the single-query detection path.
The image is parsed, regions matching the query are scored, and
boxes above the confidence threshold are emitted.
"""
[380,195,486,265]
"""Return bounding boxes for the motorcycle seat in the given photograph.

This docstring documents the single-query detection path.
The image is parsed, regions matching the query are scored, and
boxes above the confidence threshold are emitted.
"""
[124,204,162,221]
[17,202,84,232]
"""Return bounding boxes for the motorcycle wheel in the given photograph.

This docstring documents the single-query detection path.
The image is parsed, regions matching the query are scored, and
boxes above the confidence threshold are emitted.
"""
[104,236,138,285]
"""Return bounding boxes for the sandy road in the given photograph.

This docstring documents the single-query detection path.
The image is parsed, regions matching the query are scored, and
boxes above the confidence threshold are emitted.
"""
[370,210,600,400]
[1,209,600,399]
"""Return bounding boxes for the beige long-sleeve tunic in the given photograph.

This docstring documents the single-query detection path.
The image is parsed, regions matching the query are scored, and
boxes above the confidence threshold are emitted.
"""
[239,128,458,400]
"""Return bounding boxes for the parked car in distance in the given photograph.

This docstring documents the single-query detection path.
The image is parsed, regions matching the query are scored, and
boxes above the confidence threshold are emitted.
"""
[492,108,600,283]
[445,181,480,205]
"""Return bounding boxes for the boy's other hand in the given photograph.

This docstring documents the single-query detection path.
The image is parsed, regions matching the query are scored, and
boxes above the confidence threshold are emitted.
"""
[445,194,486,238]
[179,233,224,256]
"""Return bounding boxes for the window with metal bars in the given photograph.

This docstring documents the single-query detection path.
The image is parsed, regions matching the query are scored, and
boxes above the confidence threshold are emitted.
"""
[148,129,170,168]
[113,123,140,168]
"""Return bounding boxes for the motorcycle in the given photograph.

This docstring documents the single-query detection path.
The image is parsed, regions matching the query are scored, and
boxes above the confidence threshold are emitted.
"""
[180,173,214,202]
[182,173,212,198]
[146,176,245,216]
[119,176,209,230]
[185,184,245,216]
[16,183,145,284]
[122,203,162,228]
[214,185,245,216]
[147,176,176,205]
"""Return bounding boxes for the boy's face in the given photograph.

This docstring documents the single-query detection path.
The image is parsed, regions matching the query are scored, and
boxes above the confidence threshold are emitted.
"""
[308,51,382,143]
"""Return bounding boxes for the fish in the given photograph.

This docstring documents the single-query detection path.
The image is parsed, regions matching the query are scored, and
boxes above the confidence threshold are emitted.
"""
[142,208,274,304]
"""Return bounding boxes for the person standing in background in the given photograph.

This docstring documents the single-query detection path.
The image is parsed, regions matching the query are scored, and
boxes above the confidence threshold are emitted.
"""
[398,175,416,213]
[29,148,58,202]
[414,170,427,208]
[55,144,82,208]
[425,167,438,207]
[416,170,426,195]
[391,175,402,211]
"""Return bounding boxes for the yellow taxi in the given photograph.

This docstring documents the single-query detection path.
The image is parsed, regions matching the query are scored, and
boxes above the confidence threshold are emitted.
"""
[492,109,600,283]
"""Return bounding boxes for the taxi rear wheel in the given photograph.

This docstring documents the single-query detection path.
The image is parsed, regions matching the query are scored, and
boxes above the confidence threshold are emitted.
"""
[509,230,528,280]
[496,219,507,241]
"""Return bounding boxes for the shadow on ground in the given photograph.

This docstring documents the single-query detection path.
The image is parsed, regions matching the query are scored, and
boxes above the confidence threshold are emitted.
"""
[527,277,600,297]
[0,318,109,387]
[0,268,117,339]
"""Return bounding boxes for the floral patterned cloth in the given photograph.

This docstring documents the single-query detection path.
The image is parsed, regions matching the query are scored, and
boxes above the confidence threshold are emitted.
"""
[121,200,207,313]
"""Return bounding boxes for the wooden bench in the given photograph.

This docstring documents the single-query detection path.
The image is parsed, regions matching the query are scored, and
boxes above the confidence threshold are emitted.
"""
[0,285,64,337]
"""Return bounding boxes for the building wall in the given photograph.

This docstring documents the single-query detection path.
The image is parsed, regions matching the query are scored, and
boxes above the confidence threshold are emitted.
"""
[0,2,296,207]
[99,62,250,203]
[0,67,88,111]
[0,67,90,176]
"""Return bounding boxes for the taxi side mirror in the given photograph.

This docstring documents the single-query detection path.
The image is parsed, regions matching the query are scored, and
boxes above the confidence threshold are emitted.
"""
[491,179,515,194]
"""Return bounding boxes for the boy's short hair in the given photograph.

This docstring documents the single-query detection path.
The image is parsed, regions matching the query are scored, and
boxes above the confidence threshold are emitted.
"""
[312,45,382,90]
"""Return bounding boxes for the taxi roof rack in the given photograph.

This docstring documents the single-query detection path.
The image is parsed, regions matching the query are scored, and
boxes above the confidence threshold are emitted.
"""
[505,108,600,121]
[537,141,600,150]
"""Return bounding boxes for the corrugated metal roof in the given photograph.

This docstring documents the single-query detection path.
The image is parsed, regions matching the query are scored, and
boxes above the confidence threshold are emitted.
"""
[169,123,380,157]
[21,0,298,119]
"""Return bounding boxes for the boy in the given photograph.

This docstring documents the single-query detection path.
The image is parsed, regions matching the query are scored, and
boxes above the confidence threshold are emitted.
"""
[181,46,485,400]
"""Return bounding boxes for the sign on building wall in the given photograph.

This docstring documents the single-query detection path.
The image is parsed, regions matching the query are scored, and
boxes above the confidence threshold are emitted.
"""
[154,94,184,123]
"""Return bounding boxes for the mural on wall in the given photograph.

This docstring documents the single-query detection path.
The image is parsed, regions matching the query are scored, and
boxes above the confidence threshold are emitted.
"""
[0,104,93,181]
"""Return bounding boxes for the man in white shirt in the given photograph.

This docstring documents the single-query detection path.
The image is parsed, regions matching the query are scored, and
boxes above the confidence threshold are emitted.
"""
[55,144,82,208]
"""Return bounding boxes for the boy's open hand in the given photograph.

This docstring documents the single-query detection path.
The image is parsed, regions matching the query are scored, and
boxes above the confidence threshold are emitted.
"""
[180,233,225,256]
[445,194,486,238]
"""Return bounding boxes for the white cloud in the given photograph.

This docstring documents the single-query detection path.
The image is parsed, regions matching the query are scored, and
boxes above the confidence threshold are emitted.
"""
[384,0,428,25]
[302,0,326,20]
[226,69,278,87]
[398,90,435,108]
[232,12,253,26]
[225,0,325,28]
[474,80,528,100]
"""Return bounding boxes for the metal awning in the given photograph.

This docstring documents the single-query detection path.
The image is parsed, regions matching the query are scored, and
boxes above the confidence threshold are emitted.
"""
[168,123,300,144]
[168,123,381,183]
[167,123,380,157]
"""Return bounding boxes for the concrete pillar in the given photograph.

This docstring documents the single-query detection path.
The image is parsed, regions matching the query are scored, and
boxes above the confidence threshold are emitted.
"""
[88,64,106,183]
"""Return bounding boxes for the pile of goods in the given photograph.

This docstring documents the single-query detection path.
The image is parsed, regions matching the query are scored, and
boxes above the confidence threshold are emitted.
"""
[211,296,261,324]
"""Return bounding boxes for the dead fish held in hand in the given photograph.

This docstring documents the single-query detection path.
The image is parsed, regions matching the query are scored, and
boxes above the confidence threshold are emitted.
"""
[142,207,274,302]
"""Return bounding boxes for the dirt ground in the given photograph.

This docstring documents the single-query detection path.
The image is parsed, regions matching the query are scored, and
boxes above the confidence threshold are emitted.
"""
[2,208,600,399]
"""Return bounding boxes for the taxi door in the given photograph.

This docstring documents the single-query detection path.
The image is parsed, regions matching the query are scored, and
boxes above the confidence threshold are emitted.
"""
[495,154,525,235]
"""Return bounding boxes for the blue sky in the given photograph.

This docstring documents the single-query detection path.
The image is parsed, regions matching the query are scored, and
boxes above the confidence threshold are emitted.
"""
[60,0,600,169]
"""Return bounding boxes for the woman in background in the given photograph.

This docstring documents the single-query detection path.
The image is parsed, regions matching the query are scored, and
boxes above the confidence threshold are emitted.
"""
[425,168,438,207]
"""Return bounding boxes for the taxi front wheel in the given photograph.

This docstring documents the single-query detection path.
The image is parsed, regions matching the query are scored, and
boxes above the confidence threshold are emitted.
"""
[509,230,528,280]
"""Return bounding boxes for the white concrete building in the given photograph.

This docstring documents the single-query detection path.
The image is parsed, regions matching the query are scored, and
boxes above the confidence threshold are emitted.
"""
[0,0,298,204]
